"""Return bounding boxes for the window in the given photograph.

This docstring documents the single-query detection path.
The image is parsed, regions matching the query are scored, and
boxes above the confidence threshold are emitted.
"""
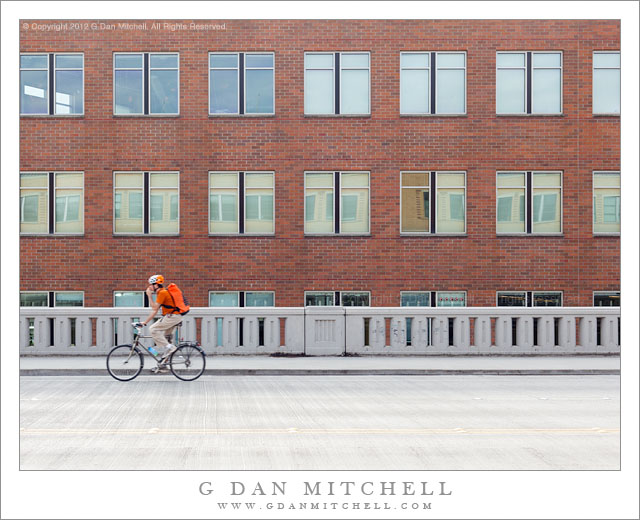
[209,291,274,307]
[209,172,274,234]
[532,292,562,307]
[305,172,369,234]
[400,52,466,114]
[114,53,179,115]
[437,292,466,307]
[305,292,335,306]
[401,172,466,234]
[593,172,620,234]
[341,292,370,306]
[593,292,620,307]
[497,291,562,307]
[54,292,84,307]
[497,291,527,307]
[20,53,84,115]
[304,291,370,306]
[209,292,240,307]
[20,172,84,234]
[19,291,83,307]
[246,292,275,307]
[593,52,620,115]
[305,52,370,115]
[209,52,274,115]
[114,291,147,307]
[496,52,562,114]
[401,292,432,306]
[20,292,49,307]
[114,172,179,234]
[496,172,562,234]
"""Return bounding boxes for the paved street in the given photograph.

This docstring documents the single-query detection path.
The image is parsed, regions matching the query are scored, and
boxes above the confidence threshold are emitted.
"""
[20,375,620,470]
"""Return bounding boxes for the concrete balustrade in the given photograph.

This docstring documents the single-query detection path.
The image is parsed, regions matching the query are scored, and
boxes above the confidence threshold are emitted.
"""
[19,307,621,356]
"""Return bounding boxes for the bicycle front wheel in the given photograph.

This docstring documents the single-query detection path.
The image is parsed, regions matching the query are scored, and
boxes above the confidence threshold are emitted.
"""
[169,344,206,381]
[107,344,144,381]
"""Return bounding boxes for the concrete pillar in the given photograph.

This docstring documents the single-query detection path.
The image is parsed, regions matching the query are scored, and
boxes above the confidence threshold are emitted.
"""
[223,317,237,349]
[179,316,197,342]
[537,316,555,350]
[453,316,470,351]
[117,317,135,345]
[200,317,217,351]
[96,317,113,353]
[32,317,51,350]
[558,317,576,352]
[243,317,258,349]
[264,317,279,350]
[579,316,597,350]
[19,316,31,350]
[53,317,71,352]
[284,315,305,353]
[600,316,619,350]
[306,310,345,355]
[495,317,512,351]
[474,316,492,350]
[390,317,406,349]
[75,317,92,349]
[368,317,385,349]
[411,317,430,349]
[516,317,534,351]
[432,317,449,350]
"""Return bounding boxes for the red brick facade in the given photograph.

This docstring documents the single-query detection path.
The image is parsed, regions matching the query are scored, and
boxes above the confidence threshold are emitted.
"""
[19,20,620,307]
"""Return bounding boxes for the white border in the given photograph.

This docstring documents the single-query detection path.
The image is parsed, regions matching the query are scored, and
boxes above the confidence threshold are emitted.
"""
[4,5,639,520]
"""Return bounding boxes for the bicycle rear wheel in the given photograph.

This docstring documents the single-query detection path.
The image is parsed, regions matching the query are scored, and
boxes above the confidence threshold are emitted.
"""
[169,344,206,381]
[107,344,144,381]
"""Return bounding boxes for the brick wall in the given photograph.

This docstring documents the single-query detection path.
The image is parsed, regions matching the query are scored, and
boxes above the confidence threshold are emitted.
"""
[19,20,620,306]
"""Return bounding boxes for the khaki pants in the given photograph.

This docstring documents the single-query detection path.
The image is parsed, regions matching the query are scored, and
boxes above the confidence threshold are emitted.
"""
[149,313,183,350]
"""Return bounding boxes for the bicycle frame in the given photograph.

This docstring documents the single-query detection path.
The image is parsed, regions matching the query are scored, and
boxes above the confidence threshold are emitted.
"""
[131,327,202,369]
[126,328,177,367]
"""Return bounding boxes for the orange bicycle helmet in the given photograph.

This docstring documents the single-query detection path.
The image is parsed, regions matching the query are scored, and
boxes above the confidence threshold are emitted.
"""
[148,274,165,284]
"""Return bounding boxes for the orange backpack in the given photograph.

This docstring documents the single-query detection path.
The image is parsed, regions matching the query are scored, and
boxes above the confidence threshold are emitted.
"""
[163,283,190,315]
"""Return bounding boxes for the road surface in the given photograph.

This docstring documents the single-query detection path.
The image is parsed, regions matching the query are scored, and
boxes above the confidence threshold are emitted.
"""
[20,375,620,470]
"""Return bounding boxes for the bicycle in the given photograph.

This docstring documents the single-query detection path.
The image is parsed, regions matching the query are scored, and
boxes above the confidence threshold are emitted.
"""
[106,323,206,381]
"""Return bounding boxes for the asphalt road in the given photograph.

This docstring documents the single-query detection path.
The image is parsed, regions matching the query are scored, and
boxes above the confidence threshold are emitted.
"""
[19,375,620,470]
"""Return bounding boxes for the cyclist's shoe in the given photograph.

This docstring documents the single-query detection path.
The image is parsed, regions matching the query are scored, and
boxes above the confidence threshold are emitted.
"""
[151,365,170,374]
[160,344,177,362]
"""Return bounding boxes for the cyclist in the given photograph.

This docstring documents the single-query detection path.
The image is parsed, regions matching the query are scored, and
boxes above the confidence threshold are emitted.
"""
[134,274,181,364]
